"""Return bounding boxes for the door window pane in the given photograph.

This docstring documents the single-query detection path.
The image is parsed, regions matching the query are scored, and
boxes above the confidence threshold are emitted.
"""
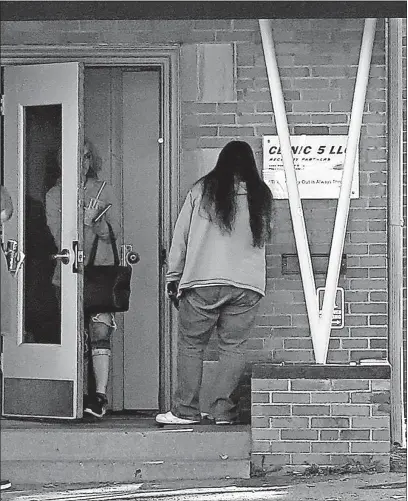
[24,105,61,344]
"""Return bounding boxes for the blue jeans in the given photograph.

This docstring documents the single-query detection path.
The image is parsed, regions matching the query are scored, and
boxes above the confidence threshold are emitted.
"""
[172,285,262,421]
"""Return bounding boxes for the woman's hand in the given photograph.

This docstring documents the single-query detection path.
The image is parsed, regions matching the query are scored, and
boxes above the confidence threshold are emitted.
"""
[84,205,100,227]
[92,218,110,239]
[167,281,180,310]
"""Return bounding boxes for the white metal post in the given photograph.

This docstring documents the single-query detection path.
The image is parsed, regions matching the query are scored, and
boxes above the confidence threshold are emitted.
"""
[260,19,377,364]
[259,19,321,357]
[319,19,377,362]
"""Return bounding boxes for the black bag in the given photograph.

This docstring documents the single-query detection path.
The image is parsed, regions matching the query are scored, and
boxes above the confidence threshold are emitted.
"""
[84,223,132,313]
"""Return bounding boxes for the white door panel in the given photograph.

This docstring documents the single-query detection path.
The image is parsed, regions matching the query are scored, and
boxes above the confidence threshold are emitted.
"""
[2,62,84,418]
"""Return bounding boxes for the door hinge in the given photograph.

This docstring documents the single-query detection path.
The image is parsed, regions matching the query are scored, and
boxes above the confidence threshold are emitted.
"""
[1,95,4,116]
[160,248,167,267]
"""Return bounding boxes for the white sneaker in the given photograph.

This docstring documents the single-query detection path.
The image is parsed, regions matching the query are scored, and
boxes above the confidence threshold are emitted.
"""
[155,411,199,425]
[1,480,11,491]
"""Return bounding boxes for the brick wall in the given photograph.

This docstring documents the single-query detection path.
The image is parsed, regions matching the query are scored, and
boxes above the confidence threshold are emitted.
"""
[252,365,391,471]
[0,19,388,366]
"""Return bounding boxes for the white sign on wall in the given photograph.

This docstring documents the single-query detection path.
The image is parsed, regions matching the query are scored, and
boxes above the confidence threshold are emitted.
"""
[262,135,359,199]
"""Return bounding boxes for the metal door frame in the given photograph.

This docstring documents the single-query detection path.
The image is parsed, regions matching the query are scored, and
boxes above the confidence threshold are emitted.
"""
[1,44,180,411]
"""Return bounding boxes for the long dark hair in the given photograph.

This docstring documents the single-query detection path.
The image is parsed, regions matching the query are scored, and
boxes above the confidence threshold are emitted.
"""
[198,141,273,247]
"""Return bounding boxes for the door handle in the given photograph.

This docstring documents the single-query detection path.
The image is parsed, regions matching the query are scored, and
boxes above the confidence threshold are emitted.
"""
[51,248,70,265]
[127,251,140,265]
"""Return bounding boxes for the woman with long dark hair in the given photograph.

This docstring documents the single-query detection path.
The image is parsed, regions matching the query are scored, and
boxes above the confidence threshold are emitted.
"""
[156,140,273,425]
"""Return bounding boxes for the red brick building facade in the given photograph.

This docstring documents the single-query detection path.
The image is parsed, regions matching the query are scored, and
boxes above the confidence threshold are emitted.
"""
[1,9,406,473]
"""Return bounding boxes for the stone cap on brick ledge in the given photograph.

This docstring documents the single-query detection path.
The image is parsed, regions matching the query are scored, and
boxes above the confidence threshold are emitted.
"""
[252,363,391,380]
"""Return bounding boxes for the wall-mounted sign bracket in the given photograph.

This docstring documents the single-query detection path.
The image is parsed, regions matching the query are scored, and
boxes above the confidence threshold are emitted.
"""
[259,18,377,363]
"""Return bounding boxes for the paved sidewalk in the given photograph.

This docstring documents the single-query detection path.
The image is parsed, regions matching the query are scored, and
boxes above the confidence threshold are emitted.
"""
[1,471,406,501]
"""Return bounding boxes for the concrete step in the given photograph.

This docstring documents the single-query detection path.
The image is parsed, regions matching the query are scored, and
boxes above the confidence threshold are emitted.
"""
[1,425,250,483]
[2,459,249,484]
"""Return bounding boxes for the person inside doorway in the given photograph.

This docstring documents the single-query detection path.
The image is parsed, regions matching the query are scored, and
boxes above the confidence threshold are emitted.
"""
[46,141,120,418]
[1,184,14,491]
[156,140,273,425]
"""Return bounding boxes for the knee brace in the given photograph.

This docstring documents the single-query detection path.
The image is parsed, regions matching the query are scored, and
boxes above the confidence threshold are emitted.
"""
[91,347,111,358]
[89,314,115,350]
[90,336,111,350]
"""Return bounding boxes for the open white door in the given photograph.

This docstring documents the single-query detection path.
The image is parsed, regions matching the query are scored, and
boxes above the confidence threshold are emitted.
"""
[1,63,84,419]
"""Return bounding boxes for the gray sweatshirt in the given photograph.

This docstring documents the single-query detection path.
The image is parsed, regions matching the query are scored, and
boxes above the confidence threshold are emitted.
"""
[167,181,267,296]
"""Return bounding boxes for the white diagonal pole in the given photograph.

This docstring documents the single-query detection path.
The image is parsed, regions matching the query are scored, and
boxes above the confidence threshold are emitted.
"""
[260,19,377,363]
[319,18,377,362]
[259,19,321,356]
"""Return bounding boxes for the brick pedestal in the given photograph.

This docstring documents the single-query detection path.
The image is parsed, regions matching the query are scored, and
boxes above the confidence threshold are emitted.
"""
[251,364,391,473]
